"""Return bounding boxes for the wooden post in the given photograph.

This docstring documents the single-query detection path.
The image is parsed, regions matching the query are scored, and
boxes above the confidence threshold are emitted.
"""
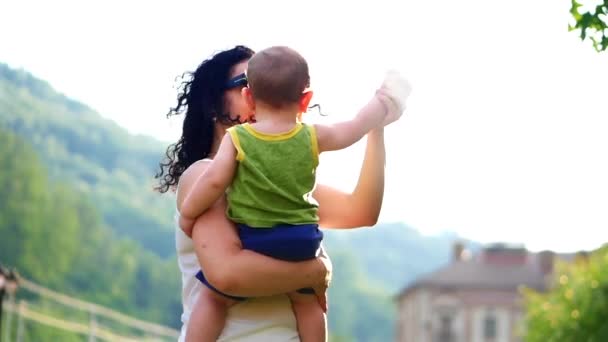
[3,294,14,342]
[0,289,4,342]
[16,301,24,342]
[88,308,97,342]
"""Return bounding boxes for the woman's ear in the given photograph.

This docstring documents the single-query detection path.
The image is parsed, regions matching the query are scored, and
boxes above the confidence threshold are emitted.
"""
[299,90,314,113]
[242,87,255,111]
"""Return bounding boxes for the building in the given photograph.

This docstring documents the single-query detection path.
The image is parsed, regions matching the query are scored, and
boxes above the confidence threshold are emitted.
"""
[395,242,571,342]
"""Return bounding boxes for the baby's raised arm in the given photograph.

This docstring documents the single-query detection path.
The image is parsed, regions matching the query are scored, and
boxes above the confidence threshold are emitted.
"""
[316,71,412,153]
[314,93,389,153]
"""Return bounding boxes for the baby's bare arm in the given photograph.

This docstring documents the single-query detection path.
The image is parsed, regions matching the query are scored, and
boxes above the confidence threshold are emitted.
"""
[315,94,387,153]
[316,71,411,153]
[180,133,237,222]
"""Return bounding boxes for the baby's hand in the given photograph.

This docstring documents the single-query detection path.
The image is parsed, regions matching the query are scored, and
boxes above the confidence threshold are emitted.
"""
[376,88,402,126]
[179,214,196,238]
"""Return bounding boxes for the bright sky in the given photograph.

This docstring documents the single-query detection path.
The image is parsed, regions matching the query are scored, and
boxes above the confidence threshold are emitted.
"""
[3,0,607,252]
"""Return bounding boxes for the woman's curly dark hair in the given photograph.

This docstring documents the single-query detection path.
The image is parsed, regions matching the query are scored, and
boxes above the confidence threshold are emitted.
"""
[155,45,255,193]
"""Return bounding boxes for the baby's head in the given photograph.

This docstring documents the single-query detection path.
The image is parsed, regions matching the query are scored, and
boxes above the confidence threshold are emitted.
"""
[244,46,311,112]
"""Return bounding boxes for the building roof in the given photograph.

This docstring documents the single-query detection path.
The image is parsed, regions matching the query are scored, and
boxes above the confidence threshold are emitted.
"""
[397,255,548,299]
[396,239,598,301]
[420,260,543,288]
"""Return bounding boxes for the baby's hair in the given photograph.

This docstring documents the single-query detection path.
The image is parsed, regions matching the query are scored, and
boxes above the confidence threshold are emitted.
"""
[247,46,310,108]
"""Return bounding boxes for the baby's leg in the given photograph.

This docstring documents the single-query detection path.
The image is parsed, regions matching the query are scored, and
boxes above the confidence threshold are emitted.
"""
[287,291,327,342]
[185,285,238,342]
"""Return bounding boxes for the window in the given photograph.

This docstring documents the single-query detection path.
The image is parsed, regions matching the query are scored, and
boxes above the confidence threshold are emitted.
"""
[483,314,497,340]
[438,314,454,342]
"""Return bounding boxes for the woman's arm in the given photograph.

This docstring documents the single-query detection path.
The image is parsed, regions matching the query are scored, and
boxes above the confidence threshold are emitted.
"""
[315,127,386,228]
[191,198,330,299]
[178,161,330,300]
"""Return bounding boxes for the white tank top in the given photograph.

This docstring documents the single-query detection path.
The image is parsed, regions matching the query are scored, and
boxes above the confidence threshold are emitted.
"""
[174,212,299,341]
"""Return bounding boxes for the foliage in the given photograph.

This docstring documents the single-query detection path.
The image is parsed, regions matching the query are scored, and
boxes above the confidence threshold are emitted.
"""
[523,246,608,341]
[570,0,608,52]
[0,128,182,331]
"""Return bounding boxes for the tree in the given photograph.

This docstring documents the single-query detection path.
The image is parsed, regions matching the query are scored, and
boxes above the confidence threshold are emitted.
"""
[570,0,608,52]
[522,245,608,341]
[0,127,182,331]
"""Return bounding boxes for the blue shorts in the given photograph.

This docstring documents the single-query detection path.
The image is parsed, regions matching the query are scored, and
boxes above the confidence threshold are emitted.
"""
[196,223,323,301]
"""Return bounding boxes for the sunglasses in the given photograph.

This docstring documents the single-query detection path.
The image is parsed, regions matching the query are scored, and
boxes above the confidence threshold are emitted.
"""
[225,73,248,90]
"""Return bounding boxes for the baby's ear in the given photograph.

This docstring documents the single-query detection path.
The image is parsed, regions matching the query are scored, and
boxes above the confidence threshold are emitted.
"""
[242,87,255,111]
[299,90,314,113]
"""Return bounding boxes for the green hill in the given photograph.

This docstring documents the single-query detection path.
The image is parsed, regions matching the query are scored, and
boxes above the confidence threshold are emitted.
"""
[0,127,182,339]
[0,63,175,257]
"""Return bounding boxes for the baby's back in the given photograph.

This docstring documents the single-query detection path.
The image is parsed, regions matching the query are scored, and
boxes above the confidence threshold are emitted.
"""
[226,122,319,228]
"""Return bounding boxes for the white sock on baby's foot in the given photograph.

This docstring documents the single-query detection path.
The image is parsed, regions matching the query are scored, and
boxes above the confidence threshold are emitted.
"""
[382,70,412,110]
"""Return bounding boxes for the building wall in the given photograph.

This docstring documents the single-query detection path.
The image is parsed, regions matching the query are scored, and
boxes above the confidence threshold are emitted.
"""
[397,289,525,342]
[471,306,510,342]
[430,293,465,342]
[397,288,432,342]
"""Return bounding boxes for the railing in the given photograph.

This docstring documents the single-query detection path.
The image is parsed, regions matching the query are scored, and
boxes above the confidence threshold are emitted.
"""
[0,277,180,342]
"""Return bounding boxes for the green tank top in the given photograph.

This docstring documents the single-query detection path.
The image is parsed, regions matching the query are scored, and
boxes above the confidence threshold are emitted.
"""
[225,122,319,228]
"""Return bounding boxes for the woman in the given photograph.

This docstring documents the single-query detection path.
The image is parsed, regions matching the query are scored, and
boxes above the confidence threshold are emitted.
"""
[157,45,399,341]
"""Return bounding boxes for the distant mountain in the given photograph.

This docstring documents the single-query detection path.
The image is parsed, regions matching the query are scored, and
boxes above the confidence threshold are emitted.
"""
[0,62,475,341]
[0,63,175,257]
[325,223,463,292]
